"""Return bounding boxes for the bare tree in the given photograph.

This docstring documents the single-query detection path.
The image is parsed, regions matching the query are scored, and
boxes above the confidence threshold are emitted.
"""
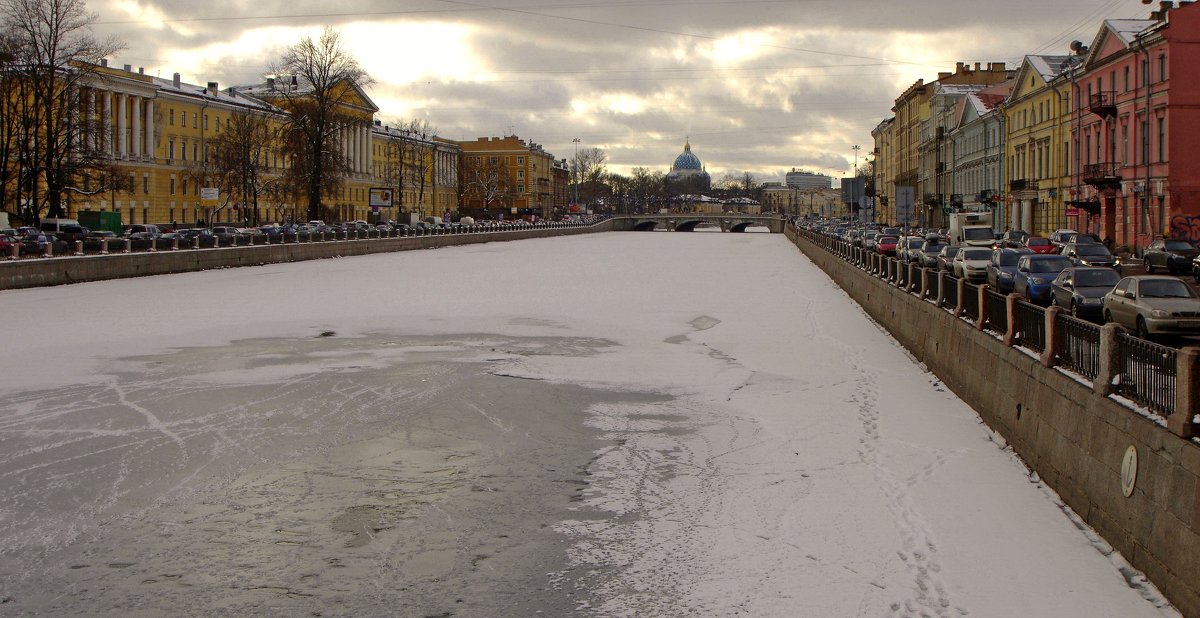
[206,110,279,225]
[570,147,607,206]
[378,118,436,218]
[269,27,372,222]
[459,155,512,216]
[1,0,123,221]
[628,166,664,213]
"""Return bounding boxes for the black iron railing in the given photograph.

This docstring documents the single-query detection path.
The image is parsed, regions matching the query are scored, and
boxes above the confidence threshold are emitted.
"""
[924,269,940,300]
[1055,314,1101,380]
[1014,301,1046,353]
[942,275,959,309]
[984,289,1009,334]
[1115,333,1178,416]
[962,282,981,320]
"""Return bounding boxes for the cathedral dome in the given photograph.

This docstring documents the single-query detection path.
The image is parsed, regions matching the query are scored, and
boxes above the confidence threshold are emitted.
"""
[672,140,703,171]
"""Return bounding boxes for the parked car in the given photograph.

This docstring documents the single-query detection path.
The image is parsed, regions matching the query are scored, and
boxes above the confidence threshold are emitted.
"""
[953,247,993,282]
[1023,236,1057,254]
[918,240,947,269]
[1051,267,1122,320]
[986,247,1033,293]
[83,230,118,251]
[178,228,218,247]
[1194,254,1200,283]
[1103,275,1200,339]
[876,235,898,256]
[1062,242,1120,271]
[862,232,880,252]
[1065,232,1102,245]
[0,233,21,255]
[996,230,1029,249]
[1048,229,1078,252]
[56,224,90,244]
[899,237,926,263]
[1014,254,1073,305]
[210,226,248,245]
[936,245,961,273]
[1143,238,1199,274]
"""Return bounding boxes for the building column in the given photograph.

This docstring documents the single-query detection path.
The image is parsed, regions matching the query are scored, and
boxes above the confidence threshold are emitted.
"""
[131,96,141,159]
[103,90,113,155]
[89,89,98,151]
[365,127,372,177]
[144,98,155,160]
[117,94,127,157]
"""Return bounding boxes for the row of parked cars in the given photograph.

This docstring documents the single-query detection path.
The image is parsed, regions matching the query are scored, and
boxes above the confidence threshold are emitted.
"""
[1,218,556,256]
[801,218,1200,341]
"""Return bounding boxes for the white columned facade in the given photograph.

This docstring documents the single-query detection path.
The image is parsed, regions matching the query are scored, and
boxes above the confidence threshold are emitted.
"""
[103,91,113,155]
[365,128,372,176]
[88,89,97,150]
[144,99,155,160]
[131,96,141,158]
[117,94,128,157]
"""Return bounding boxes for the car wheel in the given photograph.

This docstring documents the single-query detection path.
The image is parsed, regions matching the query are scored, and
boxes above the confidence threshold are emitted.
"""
[1146,260,1155,274]
[1194,268,1200,284]
[1070,300,1081,318]
[1136,316,1151,340]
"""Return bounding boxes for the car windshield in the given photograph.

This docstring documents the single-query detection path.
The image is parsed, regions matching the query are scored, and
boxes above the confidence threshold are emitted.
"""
[942,247,961,257]
[1140,280,1197,298]
[1026,237,1049,246]
[998,252,1023,266]
[963,228,993,240]
[879,236,897,243]
[907,239,923,247]
[1163,240,1195,251]
[1029,257,1071,273]
[962,249,991,260]
[1076,245,1111,256]
[923,244,945,253]
[1075,270,1120,287]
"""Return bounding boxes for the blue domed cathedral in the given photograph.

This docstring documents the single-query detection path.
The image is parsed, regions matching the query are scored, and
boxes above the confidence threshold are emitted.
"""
[665,139,711,195]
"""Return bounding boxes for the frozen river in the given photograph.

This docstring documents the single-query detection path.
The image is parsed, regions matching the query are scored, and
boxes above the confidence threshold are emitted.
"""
[0,231,1178,616]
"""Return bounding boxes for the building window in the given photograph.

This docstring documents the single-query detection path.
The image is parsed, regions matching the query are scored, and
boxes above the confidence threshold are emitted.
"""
[1157,117,1165,162]
[143,175,149,194]
[517,170,524,178]
[1159,55,1167,82]
[168,140,175,160]
[193,143,198,161]
[517,184,524,193]
[169,109,175,126]
[181,141,187,161]
[204,115,208,130]
[170,176,175,195]
[517,156,524,165]
[1124,66,1130,91]
[215,117,220,131]
[192,113,197,129]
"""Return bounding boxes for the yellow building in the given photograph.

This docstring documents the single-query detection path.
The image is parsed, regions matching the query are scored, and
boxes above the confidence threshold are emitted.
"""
[65,62,295,226]
[1001,55,1079,235]
[871,117,896,225]
[368,123,460,222]
[457,136,558,219]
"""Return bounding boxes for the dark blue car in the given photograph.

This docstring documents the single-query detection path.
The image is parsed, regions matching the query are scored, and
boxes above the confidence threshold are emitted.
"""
[1014,254,1073,305]
[986,247,1032,293]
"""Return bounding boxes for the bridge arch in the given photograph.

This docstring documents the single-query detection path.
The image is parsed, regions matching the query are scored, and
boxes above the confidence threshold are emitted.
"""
[633,220,660,231]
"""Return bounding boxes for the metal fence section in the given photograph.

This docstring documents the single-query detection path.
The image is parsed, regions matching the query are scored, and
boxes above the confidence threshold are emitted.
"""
[962,282,981,320]
[924,269,940,300]
[984,289,1008,334]
[1114,333,1178,416]
[1014,301,1046,353]
[942,275,959,309]
[1055,314,1101,380]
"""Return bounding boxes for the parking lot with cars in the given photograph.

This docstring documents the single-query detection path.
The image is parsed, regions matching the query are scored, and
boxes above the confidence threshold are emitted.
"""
[802,216,1200,348]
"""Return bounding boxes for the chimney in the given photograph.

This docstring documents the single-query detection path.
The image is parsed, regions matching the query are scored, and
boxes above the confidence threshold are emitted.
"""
[374,119,381,126]
[172,72,180,88]
[267,76,275,90]
[938,72,951,80]
[138,67,144,74]
[291,75,297,86]
[974,62,981,71]
[956,61,966,73]
[123,64,132,72]
[100,59,108,67]
[207,81,218,96]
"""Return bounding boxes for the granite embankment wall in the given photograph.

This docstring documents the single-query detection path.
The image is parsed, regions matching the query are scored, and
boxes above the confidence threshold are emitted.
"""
[786,225,1200,618]
[0,221,613,290]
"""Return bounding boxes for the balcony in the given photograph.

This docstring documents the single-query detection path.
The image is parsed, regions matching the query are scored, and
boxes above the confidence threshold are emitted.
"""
[1009,178,1039,192]
[1088,90,1117,118]
[922,193,940,206]
[1082,162,1122,190]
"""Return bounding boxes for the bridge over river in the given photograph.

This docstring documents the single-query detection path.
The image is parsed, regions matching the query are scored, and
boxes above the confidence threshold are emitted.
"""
[611,213,784,233]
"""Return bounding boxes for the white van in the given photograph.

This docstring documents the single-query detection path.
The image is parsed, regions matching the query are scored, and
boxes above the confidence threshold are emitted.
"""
[39,218,81,233]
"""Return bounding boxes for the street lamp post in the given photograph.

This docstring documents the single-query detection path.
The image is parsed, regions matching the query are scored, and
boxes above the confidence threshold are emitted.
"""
[852,144,861,222]
[572,138,580,213]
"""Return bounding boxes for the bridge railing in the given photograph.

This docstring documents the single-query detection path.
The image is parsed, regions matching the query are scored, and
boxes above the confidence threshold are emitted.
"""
[787,221,1197,433]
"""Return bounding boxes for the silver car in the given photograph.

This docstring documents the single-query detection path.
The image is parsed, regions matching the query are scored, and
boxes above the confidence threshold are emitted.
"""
[953,247,992,282]
[1102,276,1200,339]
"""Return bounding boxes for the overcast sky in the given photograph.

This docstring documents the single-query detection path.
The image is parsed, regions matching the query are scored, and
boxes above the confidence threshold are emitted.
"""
[92,0,1156,184]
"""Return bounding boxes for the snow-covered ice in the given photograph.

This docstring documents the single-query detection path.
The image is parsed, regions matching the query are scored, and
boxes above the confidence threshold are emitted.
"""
[0,232,1177,616]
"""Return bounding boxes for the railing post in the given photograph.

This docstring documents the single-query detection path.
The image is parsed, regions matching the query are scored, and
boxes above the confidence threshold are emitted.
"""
[1170,347,1199,439]
[954,278,966,317]
[937,271,947,307]
[908,263,919,293]
[122,239,131,254]
[73,240,83,256]
[1040,306,1061,366]
[975,284,988,330]
[193,236,200,250]
[1094,324,1121,396]
[99,240,108,255]
[148,237,157,252]
[1003,293,1021,346]
[172,237,179,251]
[42,242,52,258]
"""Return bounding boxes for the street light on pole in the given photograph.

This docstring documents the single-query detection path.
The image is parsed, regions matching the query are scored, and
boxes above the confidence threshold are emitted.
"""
[851,144,861,222]
[572,138,581,213]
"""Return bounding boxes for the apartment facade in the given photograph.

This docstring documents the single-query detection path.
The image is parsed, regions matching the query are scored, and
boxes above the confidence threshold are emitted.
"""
[457,136,559,219]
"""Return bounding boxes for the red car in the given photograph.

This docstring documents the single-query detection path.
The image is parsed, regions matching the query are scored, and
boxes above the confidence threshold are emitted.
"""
[0,233,20,255]
[876,235,898,256]
[1024,236,1058,254]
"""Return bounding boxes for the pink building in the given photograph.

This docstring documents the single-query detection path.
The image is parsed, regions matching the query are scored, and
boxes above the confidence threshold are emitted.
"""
[1072,1,1200,251]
